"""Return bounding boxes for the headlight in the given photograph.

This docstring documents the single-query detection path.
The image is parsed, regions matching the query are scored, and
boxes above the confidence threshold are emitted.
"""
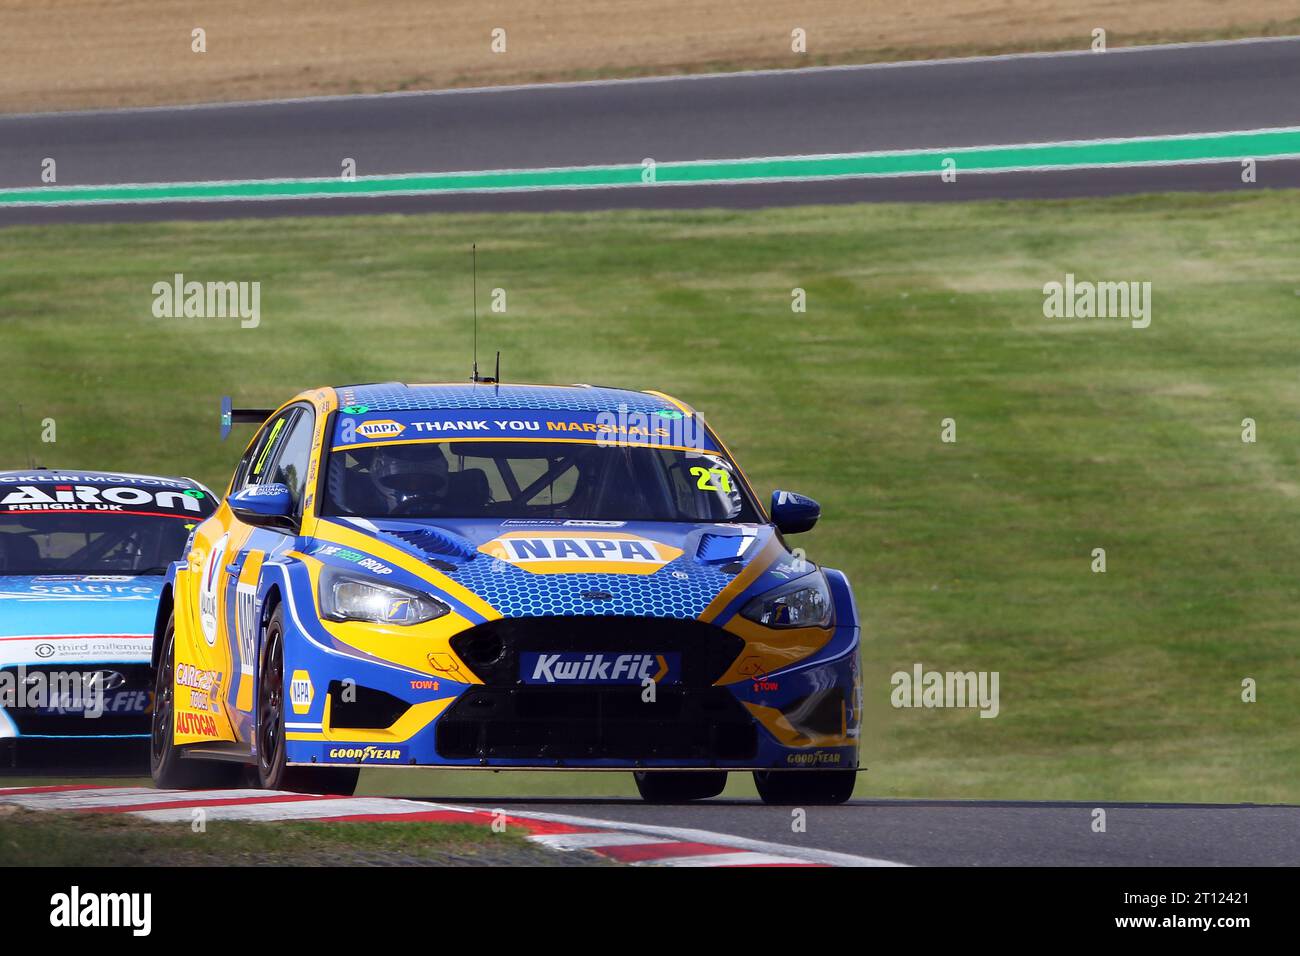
[740,573,833,629]
[318,567,449,626]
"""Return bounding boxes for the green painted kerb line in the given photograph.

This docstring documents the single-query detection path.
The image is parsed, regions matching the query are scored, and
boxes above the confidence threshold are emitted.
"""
[3,128,1298,206]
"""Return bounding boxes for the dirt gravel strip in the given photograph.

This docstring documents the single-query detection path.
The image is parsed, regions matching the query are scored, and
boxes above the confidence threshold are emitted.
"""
[0,785,898,867]
[4,0,1299,113]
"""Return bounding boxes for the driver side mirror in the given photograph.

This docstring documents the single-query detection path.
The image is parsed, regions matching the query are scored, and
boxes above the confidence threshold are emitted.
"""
[770,490,820,535]
[229,483,295,530]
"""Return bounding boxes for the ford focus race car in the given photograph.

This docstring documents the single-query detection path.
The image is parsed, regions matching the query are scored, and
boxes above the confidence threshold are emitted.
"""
[153,384,861,803]
[0,469,216,751]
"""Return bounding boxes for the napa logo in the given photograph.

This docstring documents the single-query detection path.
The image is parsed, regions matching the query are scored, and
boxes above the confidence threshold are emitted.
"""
[478,531,684,575]
[289,670,314,715]
[356,419,405,440]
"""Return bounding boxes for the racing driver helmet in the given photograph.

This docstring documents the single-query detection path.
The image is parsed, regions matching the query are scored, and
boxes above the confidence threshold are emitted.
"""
[367,444,450,511]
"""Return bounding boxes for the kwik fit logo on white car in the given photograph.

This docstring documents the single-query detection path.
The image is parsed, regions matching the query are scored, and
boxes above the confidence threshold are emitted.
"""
[522,652,681,685]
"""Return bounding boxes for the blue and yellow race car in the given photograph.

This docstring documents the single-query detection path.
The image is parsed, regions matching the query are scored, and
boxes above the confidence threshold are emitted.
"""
[151,383,861,803]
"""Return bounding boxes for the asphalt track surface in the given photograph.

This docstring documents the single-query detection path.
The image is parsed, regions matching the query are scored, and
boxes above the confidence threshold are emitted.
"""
[429,796,1300,866]
[8,753,1295,865]
[2,37,1300,224]
[6,763,1295,865]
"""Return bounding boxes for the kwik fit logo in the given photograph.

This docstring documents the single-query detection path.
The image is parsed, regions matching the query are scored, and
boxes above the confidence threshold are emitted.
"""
[523,652,678,685]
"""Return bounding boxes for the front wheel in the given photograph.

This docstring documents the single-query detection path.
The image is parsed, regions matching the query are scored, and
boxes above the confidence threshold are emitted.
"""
[150,613,241,790]
[256,604,359,796]
[753,769,856,805]
[633,770,727,803]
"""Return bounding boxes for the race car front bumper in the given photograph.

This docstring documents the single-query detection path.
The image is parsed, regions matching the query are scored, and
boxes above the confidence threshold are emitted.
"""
[0,662,153,740]
[283,612,860,772]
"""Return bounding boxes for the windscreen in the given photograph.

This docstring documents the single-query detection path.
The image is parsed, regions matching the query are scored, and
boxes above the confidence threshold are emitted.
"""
[324,440,762,522]
[0,512,204,575]
[0,479,214,575]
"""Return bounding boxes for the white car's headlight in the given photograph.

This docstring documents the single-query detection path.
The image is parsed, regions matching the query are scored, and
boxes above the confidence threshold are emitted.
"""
[318,568,449,626]
[740,573,833,629]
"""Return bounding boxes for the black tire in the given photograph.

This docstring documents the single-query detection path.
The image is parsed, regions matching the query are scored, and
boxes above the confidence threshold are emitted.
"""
[256,604,359,796]
[150,613,242,790]
[753,769,857,805]
[633,770,727,803]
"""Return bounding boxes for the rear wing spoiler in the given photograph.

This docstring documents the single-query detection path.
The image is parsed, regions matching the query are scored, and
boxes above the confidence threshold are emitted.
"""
[220,396,275,441]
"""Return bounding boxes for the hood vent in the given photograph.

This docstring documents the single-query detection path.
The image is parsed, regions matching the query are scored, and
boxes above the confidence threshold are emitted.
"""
[695,532,756,565]
[380,525,480,566]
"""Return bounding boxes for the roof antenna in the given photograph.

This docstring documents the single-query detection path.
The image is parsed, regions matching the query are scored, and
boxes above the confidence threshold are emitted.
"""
[469,246,502,385]
[17,402,34,469]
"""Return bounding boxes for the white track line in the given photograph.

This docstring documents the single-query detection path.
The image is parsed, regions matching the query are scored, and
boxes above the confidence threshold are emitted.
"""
[469,805,907,867]
[129,797,468,823]
[529,832,675,850]
[0,787,177,810]
[639,851,814,867]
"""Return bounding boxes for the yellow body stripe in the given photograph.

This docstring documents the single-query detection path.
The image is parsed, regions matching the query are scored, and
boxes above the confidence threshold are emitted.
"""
[715,617,834,685]
[743,701,854,749]
[699,534,783,623]
[642,390,696,417]
[307,523,500,622]
[234,551,265,713]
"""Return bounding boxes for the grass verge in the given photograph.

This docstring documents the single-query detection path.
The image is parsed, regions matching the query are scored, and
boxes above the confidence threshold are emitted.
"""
[0,807,594,866]
[1,190,1297,804]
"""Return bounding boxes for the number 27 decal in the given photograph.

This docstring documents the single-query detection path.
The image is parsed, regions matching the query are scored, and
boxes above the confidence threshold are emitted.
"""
[690,466,733,492]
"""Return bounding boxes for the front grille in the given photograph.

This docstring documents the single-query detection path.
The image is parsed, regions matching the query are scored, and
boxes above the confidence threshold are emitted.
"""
[0,664,153,736]
[439,617,753,761]
[436,685,756,760]
[450,616,745,687]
